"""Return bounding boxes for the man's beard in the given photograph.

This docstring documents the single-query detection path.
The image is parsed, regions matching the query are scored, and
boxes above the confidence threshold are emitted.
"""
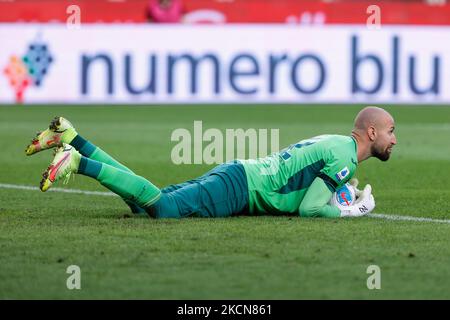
[372,145,391,161]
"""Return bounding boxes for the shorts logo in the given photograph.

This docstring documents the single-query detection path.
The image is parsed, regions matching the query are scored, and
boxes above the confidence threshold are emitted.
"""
[335,166,349,182]
[3,38,53,103]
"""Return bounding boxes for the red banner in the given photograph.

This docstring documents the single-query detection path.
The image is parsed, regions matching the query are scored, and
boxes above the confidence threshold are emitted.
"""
[0,0,449,25]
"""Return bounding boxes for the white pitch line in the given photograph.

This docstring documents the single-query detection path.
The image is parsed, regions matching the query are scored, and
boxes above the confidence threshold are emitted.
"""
[367,213,450,224]
[0,183,117,197]
[1,183,449,224]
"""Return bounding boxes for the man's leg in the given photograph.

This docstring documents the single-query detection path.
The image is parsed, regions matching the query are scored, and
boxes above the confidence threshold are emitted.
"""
[78,156,161,209]
[41,146,248,219]
[69,134,146,213]
[40,145,161,210]
[25,116,146,214]
[148,161,249,218]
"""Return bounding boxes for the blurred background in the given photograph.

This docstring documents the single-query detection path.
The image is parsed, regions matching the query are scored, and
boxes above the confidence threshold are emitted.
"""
[0,0,449,105]
[0,0,448,24]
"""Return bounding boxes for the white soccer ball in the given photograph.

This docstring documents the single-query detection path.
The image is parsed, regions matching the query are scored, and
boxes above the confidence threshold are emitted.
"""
[329,183,356,207]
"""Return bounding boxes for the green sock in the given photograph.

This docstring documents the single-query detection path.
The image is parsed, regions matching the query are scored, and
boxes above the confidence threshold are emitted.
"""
[90,148,148,214]
[71,134,146,214]
[91,147,133,174]
[96,162,161,209]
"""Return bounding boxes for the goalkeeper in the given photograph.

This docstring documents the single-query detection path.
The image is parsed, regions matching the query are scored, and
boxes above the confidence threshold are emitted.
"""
[25,106,396,218]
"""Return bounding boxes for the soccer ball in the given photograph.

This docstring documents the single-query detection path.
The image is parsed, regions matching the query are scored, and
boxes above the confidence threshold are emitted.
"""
[329,183,356,207]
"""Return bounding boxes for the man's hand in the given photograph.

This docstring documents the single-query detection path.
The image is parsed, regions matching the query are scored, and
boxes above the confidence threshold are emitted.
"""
[349,178,362,197]
[339,182,375,217]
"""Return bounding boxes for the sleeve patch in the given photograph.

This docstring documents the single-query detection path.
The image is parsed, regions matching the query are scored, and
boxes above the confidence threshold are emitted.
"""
[335,166,349,182]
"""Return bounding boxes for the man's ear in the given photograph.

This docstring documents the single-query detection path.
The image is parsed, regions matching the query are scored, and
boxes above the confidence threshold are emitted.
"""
[367,126,376,141]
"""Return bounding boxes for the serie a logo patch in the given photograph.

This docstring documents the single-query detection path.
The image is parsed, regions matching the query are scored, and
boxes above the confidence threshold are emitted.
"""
[335,166,349,182]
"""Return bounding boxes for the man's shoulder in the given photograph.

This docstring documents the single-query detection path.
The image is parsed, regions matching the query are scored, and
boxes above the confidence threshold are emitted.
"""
[316,135,355,151]
[321,135,357,164]
[320,134,353,143]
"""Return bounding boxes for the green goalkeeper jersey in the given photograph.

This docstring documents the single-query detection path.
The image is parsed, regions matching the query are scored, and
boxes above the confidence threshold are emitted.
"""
[239,134,358,215]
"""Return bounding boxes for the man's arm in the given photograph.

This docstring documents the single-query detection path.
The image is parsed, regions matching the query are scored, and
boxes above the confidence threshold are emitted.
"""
[299,177,376,218]
[299,177,340,218]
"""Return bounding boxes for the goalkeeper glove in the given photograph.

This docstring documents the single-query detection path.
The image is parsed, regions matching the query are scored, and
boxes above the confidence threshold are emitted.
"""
[339,183,375,217]
[349,178,363,197]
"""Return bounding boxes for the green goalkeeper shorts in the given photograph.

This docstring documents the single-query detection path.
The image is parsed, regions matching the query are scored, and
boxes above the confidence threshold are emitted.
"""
[147,161,249,218]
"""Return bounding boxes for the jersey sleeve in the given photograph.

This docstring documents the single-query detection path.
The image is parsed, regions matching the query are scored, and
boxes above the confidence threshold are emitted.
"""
[299,177,341,218]
[318,146,355,192]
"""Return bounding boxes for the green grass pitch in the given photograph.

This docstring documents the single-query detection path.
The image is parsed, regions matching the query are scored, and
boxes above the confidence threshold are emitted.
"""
[0,104,449,299]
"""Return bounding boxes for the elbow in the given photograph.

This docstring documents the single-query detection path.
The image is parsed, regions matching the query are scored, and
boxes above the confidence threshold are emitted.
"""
[299,202,321,218]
